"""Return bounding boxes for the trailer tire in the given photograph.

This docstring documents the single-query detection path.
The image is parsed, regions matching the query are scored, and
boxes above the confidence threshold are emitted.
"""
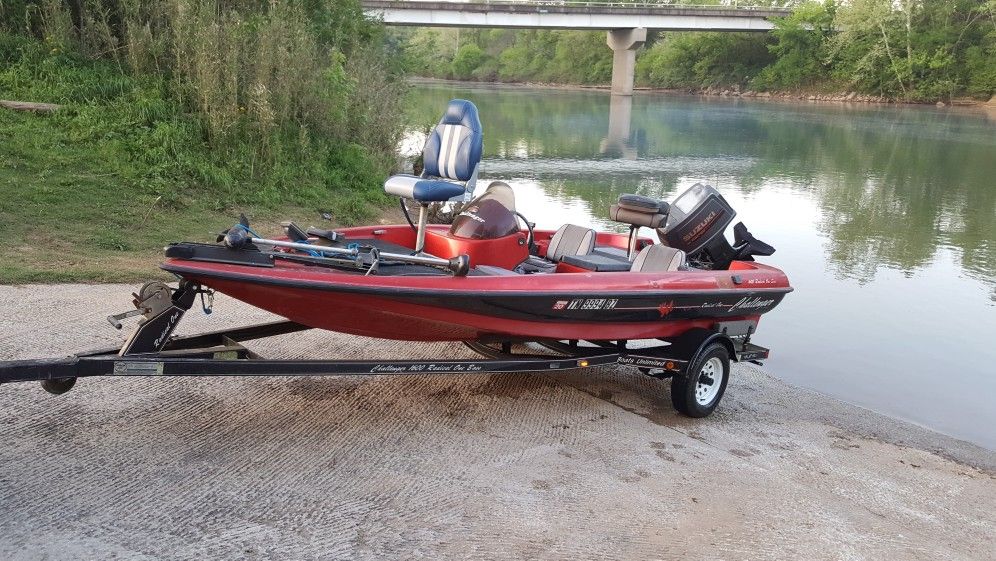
[41,377,77,395]
[670,343,729,418]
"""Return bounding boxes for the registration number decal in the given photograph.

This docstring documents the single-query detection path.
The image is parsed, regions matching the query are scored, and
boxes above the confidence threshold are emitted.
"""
[553,298,619,311]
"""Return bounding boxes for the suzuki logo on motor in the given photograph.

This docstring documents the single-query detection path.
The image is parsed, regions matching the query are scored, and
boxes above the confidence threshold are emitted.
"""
[682,211,720,244]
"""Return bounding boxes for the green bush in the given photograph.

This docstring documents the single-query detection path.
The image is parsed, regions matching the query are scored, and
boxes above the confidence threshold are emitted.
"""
[402,27,608,85]
[402,28,457,77]
[640,33,773,90]
[544,32,613,84]
[0,0,408,282]
[965,42,996,98]
[829,0,992,101]
[497,45,533,81]
[451,43,485,80]
[752,1,836,90]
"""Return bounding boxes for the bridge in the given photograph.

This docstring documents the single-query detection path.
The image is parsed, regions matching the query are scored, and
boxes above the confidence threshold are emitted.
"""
[362,1,792,94]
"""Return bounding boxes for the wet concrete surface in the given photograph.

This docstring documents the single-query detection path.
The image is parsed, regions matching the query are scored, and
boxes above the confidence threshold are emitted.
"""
[1,284,993,560]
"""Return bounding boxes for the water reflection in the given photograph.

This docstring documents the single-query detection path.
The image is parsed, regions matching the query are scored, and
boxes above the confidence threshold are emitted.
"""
[600,94,639,160]
[408,84,996,292]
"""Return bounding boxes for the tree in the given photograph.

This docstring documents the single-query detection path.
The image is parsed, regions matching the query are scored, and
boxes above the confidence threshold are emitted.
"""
[451,43,485,80]
[829,0,988,101]
[640,32,772,89]
[753,0,836,90]
[964,0,996,98]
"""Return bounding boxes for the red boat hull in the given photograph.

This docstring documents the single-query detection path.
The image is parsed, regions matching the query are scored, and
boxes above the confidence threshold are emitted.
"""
[162,225,792,342]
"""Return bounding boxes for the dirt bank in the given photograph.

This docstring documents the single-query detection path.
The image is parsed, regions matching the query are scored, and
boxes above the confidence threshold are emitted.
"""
[0,285,993,560]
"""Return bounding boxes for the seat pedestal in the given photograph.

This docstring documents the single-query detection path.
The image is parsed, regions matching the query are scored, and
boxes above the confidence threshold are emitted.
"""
[415,204,429,253]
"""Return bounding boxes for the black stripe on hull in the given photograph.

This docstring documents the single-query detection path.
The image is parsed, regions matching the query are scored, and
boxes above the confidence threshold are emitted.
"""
[388,291,789,323]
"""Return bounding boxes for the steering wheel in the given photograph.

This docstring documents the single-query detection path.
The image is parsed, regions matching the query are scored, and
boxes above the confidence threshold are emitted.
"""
[514,211,538,255]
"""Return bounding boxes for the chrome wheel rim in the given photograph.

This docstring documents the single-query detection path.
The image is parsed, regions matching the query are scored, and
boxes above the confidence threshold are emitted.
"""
[694,357,724,406]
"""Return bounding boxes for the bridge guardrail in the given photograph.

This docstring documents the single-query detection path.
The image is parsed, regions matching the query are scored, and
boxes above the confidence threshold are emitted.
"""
[367,1,794,12]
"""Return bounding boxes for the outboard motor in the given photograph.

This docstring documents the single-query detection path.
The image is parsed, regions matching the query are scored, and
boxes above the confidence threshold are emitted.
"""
[656,183,774,270]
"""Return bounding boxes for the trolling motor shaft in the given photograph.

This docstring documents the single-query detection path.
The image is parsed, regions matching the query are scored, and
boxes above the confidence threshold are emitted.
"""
[222,227,470,276]
[248,237,469,276]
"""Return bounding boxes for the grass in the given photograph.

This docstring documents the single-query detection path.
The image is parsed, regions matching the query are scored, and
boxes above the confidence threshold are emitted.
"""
[0,33,398,284]
[0,108,391,283]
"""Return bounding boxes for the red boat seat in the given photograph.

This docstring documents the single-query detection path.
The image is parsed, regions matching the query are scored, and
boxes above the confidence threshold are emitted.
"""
[630,244,686,272]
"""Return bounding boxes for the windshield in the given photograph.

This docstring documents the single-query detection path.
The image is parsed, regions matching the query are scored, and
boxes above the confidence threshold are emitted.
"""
[449,182,519,240]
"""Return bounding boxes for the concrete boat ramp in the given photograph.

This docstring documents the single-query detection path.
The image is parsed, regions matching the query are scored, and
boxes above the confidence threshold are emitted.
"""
[1,285,993,560]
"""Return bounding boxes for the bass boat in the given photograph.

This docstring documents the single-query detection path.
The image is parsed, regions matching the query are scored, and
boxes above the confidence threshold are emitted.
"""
[162,180,790,343]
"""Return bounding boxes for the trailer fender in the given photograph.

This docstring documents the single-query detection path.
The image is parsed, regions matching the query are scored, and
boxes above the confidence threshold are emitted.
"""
[620,328,736,377]
[666,328,737,371]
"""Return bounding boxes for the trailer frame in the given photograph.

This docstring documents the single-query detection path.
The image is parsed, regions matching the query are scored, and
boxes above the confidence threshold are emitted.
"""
[0,281,770,417]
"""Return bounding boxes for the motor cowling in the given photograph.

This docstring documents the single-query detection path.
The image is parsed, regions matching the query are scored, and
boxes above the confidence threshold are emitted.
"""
[656,183,774,270]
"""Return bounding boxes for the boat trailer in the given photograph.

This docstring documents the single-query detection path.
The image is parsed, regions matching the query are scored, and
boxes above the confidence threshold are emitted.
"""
[0,281,770,417]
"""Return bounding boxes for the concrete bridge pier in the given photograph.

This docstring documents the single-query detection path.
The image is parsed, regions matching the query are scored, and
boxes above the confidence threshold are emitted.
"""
[607,27,647,96]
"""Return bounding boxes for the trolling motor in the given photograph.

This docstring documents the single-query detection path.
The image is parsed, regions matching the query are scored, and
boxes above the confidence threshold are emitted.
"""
[656,183,775,270]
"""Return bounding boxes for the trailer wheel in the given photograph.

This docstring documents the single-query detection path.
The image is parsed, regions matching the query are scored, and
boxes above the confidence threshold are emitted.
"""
[41,377,77,395]
[670,343,729,418]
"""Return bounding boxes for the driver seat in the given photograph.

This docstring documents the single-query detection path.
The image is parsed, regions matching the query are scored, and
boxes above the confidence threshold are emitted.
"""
[385,99,483,252]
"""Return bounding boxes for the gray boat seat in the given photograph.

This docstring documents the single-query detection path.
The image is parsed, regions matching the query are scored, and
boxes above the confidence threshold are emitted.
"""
[630,244,686,272]
[592,246,629,260]
[609,194,668,229]
[517,224,596,273]
[546,224,596,261]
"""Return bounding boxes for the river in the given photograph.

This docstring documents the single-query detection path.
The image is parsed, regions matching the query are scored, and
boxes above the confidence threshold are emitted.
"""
[405,82,996,450]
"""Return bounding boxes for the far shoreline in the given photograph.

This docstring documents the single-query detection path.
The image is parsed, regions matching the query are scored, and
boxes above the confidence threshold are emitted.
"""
[409,76,996,113]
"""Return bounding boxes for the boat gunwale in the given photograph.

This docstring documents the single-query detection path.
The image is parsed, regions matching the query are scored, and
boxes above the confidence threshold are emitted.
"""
[161,261,794,298]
